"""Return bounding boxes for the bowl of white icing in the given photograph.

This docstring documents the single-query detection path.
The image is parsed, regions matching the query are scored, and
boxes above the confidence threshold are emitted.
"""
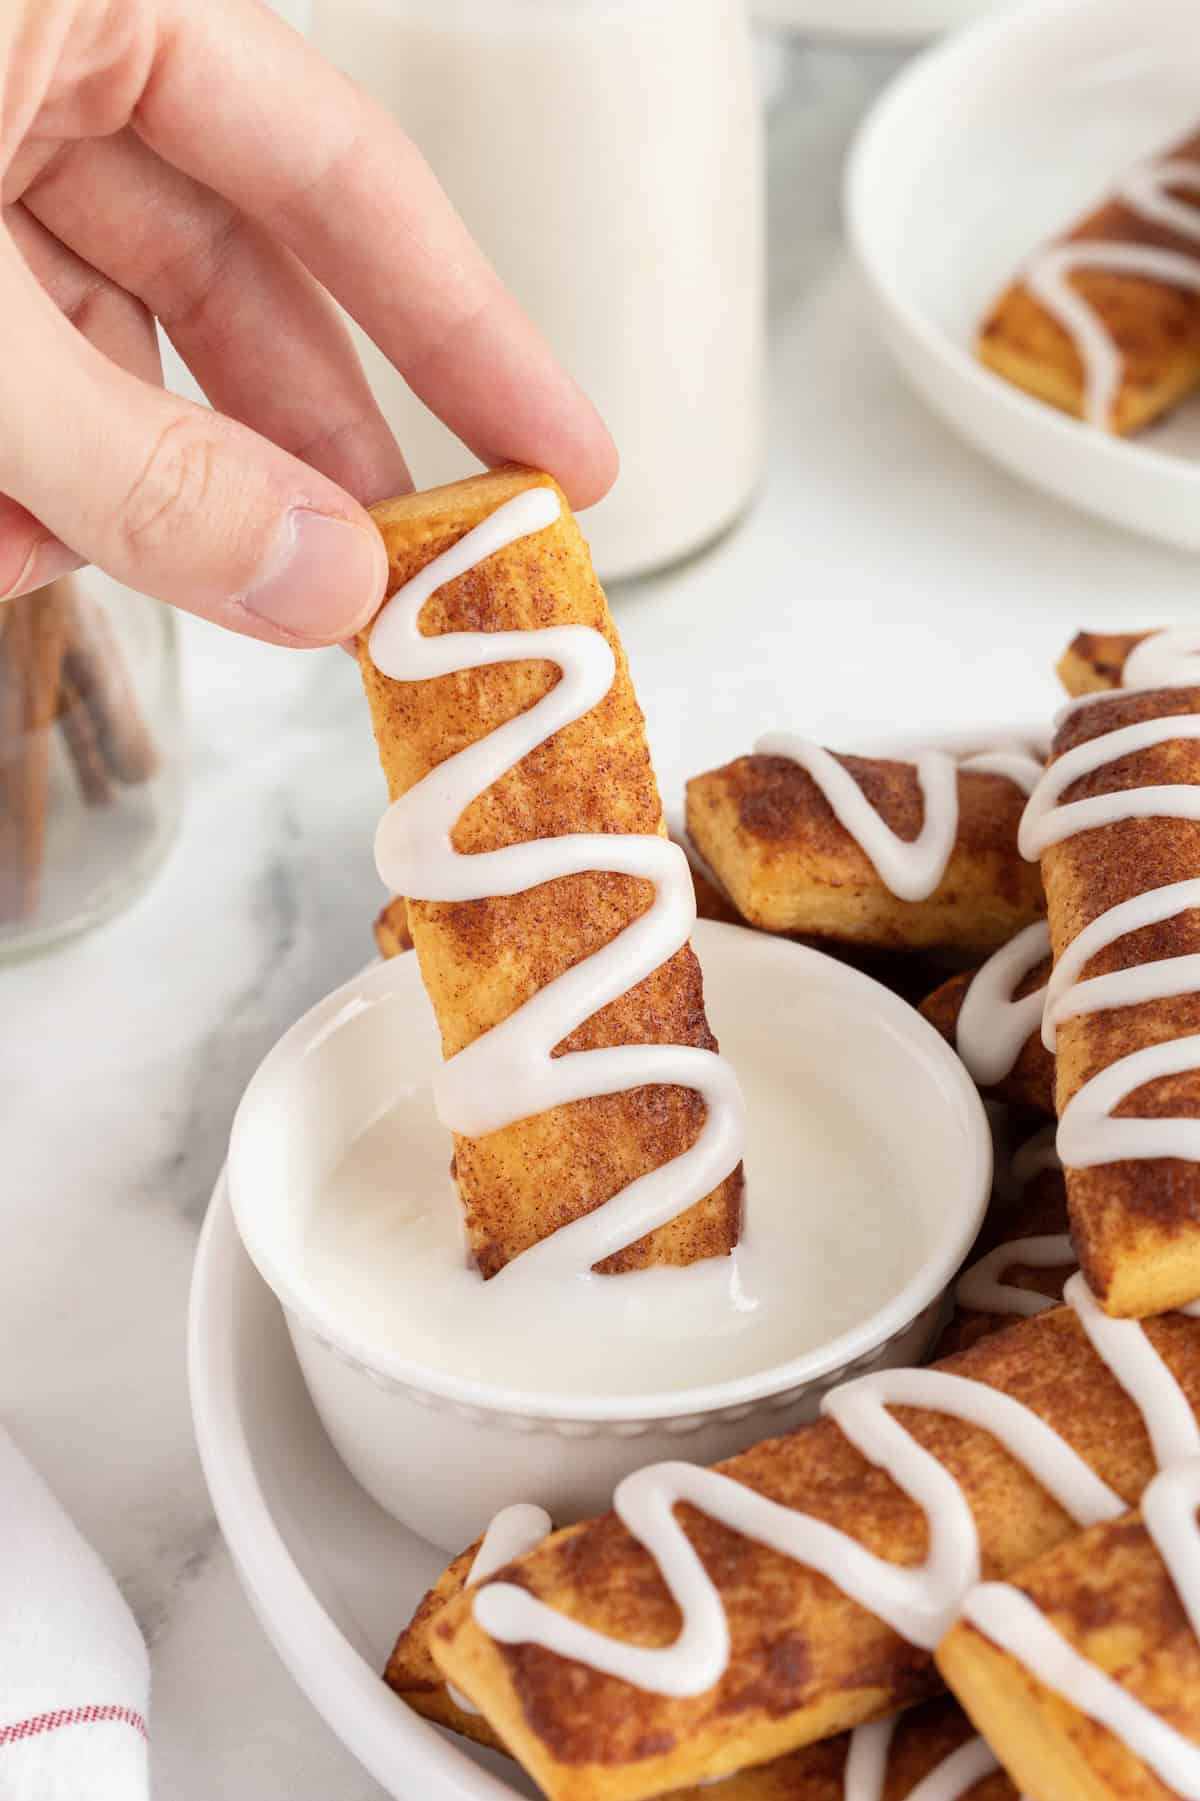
[226,918,990,1552]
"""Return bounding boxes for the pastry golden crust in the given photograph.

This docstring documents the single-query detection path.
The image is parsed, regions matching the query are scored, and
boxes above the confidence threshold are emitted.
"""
[919,955,1055,1115]
[357,469,743,1278]
[1057,631,1153,698]
[978,132,1200,433]
[938,1507,1200,1801]
[374,895,413,959]
[1042,687,1200,1316]
[385,1538,506,1750]
[685,754,1043,956]
[388,1546,1010,1797]
[429,1308,1200,1801]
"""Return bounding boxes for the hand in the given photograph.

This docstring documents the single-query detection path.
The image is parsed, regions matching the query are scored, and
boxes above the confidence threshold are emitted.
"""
[0,0,617,645]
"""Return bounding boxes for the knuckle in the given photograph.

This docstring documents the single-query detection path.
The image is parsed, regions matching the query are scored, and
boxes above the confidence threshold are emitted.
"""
[120,417,222,558]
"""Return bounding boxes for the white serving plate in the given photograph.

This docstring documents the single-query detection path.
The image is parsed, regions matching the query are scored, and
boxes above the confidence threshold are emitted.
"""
[846,0,1200,550]
[752,0,1006,43]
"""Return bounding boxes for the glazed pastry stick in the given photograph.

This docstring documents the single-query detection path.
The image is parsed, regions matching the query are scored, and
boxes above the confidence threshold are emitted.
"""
[357,469,742,1277]
[1030,687,1200,1315]
[392,1521,1015,1801]
[938,1483,1200,1801]
[685,754,1043,957]
[428,1307,1200,1801]
[978,127,1200,433]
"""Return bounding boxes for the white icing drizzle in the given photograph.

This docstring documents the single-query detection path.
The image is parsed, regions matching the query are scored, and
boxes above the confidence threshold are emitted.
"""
[1068,1271,1200,1468]
[1010,1123,1062,1189]
[844,1719,894,1801]
[751,740,1037,905]
[957,750,1043,796]
[954,1234,1073,1320]
[1020,713,1200,860]
[369,487,745,1279]
[466,1503,554,1588]
[472,1281,1128,1696]
[955,919,1051,1086]
[448,1504,552,1715]
[843,1716,1002,1801]
[754,736,960,903]
[1021,158,1200,429]
[1125,628,1200,692]
[954,1125,1071,1319]
[903,1737,1002,1801]
[1019,699,1200,1176]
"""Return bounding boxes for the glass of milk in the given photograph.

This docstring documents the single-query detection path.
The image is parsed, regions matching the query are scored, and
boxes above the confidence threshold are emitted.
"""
[307,0,766,581]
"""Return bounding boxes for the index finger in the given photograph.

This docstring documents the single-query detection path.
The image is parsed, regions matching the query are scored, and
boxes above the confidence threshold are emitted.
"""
[135,0,618,509]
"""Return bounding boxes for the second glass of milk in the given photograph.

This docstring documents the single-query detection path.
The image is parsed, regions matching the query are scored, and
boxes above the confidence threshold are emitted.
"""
[308,0,765,582]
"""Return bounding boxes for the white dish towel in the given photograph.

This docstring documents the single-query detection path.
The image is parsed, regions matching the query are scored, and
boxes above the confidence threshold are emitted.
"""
[0,1427,149,1800]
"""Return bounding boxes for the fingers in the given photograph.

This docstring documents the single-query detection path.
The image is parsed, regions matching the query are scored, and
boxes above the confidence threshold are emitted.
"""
[21,130,412,505]
[0,201,164,598]
[134,0,618,508]
[0,230,386,643]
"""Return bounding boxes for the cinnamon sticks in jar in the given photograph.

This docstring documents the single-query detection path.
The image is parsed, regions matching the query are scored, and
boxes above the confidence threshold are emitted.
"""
[0,576,160,924]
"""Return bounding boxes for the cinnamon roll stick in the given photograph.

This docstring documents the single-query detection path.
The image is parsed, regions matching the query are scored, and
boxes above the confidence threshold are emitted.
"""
[938,1489,1200,1801]
[357,469,742,1278]
[978,127,1200,433]
[428,1307,1200,1801]
[685,754,1042,957]
[1033,688,1200,1315]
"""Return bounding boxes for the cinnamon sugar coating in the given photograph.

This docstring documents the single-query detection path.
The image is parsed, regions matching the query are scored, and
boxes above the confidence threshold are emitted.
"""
[686,754,1042,957]
[356,469,742,1277]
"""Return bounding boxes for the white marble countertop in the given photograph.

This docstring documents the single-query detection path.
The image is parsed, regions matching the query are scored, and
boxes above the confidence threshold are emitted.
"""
[6,40,1200,1801]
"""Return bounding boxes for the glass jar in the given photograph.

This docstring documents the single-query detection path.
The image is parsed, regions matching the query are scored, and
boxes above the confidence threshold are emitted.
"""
[0,571,184,958]
[307,0,766,583]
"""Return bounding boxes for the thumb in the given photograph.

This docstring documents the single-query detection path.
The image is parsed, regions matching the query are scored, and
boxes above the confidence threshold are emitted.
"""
[0,241,387,646]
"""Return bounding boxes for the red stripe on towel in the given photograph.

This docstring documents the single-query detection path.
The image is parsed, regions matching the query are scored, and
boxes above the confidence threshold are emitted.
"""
[0,1704,147,1747]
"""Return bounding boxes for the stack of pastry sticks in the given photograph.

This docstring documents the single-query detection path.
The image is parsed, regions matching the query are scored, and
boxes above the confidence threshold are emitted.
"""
[0,576,158,923]
[364,583,1200,1799]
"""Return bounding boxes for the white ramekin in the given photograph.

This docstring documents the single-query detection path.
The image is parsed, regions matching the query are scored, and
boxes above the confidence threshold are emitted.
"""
[227,920,990,1551]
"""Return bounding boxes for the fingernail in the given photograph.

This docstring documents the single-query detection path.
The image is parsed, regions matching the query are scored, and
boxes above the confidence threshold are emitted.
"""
[243,509,387,641]
[3,537,83,600]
